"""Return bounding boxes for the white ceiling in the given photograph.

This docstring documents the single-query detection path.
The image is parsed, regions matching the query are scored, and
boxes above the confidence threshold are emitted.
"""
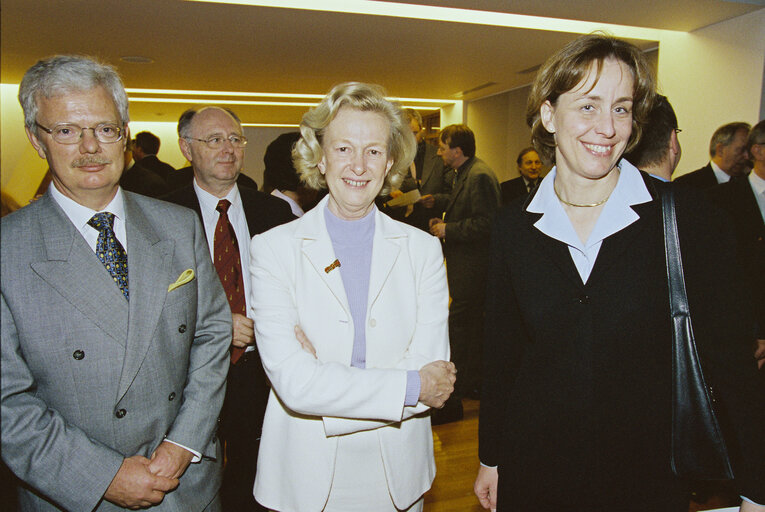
[2,0,762,125]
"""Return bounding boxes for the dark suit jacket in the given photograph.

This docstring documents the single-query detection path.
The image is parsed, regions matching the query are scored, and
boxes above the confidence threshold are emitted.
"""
[436,157,501,298]
[480,174,765,507]
[1,191,231,511]
[500,176,536,205]
[135,154,175,183]
[711,175,765,338]
[119,162,170,198]
[674,163,720,189]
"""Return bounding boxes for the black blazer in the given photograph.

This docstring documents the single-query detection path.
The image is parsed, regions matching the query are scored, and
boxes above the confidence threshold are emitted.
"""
[163,183,294,240]
[136,154,176,183]
[711,176,765,338]
[674,163,719,189]
[500,176,535,205]
[119,162,170,199]
[480,174,765,508]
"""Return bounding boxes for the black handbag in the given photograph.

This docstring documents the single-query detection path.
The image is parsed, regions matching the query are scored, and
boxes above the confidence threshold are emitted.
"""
[661,186,735,480]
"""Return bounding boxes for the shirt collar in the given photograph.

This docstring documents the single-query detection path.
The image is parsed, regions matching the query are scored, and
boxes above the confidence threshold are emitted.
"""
[749,171,765,197]
[193,179,241,213]
[49,182,126,231]
[527,159,652,250]
[710,160,732,184]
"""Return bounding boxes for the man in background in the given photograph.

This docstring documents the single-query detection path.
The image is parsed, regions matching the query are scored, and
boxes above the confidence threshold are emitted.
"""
[164,106,294,511]
[624,95,682,181]
[429,124,501,416]
[674,121,750,188]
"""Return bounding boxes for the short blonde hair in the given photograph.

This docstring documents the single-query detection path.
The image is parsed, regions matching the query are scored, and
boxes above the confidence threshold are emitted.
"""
[293,82,416,195]
[526,33,656,165]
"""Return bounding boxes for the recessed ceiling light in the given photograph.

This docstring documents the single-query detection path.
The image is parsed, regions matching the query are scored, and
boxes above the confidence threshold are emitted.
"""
[120,56,154,64]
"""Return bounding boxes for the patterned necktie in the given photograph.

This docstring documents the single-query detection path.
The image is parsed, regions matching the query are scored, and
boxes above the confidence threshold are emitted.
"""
[88,212,129,300]
[213,199,246,364]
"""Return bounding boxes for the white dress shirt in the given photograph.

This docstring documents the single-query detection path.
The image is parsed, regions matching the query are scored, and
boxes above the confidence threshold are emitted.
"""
[749,171,765,224]
[710,160,733,184]
[193,180,255,351]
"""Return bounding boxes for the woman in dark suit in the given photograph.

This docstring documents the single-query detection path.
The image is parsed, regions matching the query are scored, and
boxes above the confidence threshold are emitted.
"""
[474,33,765,511]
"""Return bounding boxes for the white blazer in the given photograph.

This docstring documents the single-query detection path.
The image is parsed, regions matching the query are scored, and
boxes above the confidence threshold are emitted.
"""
[249,196,450,512]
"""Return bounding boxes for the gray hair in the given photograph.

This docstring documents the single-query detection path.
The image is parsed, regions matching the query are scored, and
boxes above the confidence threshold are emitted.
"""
[293,82,416,195]
[709,122,750,157]
[19,55,129,135]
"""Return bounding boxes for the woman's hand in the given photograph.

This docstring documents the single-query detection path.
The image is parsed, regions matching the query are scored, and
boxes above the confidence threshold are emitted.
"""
[294,325,316,358]
[418,360,456,408]
[740,500,765,512]
[474,464,498,510]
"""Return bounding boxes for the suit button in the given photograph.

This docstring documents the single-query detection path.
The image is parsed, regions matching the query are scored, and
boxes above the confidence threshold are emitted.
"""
[115,409,127,419]
[178,324,187,333]
[168,392,176,401]
[72,350,85,360]
[369,318,376,327]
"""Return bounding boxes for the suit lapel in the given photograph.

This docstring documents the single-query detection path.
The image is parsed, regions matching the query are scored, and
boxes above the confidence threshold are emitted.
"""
[118,194,174,400]
[522,209,584,288]
[445,160,472,215]
[30,195,129,346]
[368,213,403,307]
[296,201,350,314]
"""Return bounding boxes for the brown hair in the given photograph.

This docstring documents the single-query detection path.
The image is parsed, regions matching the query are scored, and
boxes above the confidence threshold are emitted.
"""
[526,33,656,165]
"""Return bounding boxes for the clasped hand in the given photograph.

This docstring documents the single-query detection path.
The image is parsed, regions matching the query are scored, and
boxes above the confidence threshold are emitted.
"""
[418,360,456,408]
[104,442,193,508]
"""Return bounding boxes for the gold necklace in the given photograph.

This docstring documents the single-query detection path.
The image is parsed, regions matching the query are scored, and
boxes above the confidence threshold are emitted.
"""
[554,183,611,207]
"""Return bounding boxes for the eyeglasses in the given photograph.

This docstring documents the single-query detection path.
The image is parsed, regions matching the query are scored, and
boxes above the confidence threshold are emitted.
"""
[674,128,683,134]
[184,134,248,149]
[35,122,124,144]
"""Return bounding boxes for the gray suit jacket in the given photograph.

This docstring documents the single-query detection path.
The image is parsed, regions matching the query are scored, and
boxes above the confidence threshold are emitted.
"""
[1,191,231,511]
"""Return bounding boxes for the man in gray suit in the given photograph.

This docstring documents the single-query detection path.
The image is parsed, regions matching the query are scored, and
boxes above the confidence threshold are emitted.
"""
[1,55,231,511]
[428,124,501,409]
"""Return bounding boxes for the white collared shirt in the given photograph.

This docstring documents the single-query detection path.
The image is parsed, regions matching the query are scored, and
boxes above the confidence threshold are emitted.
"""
[526,159,653,283]
[193,180,254,348]
[49,183,127,252]
[749,171,765,224]
[710,160,732,184]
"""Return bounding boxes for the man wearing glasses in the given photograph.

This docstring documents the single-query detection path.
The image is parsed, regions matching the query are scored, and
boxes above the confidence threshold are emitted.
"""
[165,106,294,511]
[1,55,231,510]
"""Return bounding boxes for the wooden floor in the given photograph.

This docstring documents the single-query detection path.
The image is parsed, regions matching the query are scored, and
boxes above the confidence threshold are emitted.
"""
[423,399,739,512]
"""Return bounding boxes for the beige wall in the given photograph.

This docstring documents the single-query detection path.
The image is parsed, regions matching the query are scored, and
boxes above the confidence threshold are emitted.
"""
[659,9,765,177]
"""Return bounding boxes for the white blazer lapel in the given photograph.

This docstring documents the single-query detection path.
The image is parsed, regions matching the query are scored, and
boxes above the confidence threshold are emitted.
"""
[30,195,129,346]
[296,200,350,315]
[368,211,404,308]
[118,196,174,401]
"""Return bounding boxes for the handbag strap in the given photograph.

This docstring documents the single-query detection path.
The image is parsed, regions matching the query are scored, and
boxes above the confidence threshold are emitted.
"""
[660,186,690,317]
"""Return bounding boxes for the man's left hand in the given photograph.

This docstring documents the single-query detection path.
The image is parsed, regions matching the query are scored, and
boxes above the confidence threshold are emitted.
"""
[148,441,194,480]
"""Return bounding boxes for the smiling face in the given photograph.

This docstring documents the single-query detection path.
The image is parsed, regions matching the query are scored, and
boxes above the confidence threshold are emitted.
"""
[26,86,127,210]
[518,150,542,181]
[318,107,393,220]
[540,57,634,182]
[179,107,244,197]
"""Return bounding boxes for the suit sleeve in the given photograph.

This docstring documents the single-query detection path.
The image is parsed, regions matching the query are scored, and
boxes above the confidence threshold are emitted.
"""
[323,235,450,436]
[164,214,231,453]
[445,170,501,243]
[249,233,448,434]
[1,292,124,512]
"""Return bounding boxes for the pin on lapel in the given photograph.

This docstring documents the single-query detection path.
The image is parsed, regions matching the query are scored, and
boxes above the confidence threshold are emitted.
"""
[325,259,341,274]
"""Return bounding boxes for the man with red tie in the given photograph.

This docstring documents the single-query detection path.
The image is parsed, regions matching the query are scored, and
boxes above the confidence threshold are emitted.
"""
[164,106,294,511]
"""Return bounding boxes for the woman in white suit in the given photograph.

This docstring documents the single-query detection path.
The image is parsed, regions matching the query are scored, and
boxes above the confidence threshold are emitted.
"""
[249,82,456,512]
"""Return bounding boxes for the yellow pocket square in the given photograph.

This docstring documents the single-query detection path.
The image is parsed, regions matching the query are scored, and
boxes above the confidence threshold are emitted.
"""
[168,269,195,292]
